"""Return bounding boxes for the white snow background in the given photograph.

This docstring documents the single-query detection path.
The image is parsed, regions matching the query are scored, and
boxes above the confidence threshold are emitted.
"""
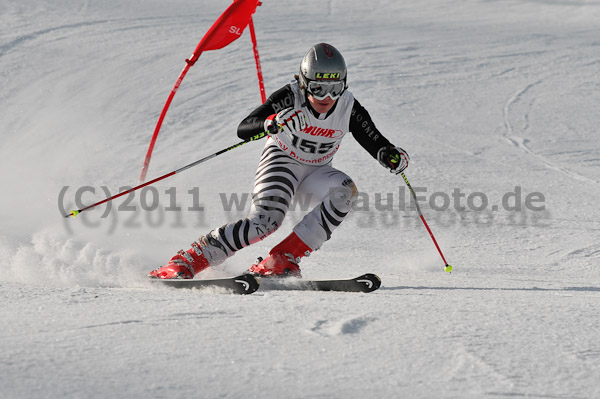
[1,0,600,398]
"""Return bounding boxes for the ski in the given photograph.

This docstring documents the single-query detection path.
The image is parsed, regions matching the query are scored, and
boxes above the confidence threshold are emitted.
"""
[150,274,259,295]
[257,273,381,293]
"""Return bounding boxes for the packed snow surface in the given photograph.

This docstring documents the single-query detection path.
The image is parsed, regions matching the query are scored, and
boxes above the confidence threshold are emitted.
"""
[1,0,599,398]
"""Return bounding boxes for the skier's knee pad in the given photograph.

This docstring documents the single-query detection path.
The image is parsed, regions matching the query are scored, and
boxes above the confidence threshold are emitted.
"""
[328,177,358,213]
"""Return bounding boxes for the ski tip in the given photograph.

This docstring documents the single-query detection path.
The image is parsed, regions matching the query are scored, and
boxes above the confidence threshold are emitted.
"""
[233,274,260,294]
[356,273,381,292]
[444,264,453,273]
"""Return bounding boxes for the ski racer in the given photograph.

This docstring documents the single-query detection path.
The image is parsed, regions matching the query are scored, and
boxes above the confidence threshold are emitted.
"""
[149,43,409,279]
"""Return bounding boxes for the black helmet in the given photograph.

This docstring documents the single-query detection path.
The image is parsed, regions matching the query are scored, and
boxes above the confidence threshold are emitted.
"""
[298,43,347,100]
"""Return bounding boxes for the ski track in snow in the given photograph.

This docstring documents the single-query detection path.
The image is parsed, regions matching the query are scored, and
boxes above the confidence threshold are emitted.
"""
[0,20,110,56]
[501,77,599,185]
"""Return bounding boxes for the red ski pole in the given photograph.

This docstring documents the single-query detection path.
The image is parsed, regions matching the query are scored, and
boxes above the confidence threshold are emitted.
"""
[401,172,453,273]
[65,132,267,218]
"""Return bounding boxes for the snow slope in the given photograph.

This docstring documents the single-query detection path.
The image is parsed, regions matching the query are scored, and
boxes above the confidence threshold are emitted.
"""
[1,0,600,398]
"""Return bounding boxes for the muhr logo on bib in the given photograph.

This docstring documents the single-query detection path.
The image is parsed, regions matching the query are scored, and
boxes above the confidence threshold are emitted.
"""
[302,125,344,139]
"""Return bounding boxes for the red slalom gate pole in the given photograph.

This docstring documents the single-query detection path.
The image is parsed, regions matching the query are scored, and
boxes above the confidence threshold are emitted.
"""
[248,16,266,103]
[138,0,262,183]
[139,62,194,183]
[401,172,453,273]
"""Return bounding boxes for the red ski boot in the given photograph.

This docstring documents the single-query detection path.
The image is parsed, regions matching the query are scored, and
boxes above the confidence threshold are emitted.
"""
[248,232,312,277]
[148,241,210,279]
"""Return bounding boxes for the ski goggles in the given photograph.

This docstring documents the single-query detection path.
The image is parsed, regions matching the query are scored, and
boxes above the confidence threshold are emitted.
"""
[306,80,346,100]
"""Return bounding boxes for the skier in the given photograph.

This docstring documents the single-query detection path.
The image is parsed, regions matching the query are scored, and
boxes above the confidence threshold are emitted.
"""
[148,43,409,279]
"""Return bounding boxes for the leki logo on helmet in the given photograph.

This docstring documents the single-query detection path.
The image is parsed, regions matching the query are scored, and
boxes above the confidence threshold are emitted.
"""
[315,72,341,80]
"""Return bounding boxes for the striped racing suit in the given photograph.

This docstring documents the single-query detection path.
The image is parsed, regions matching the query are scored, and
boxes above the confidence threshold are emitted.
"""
[198,79,395,266]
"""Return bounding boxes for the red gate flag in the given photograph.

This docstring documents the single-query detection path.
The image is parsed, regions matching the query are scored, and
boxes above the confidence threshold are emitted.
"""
[139,0,262,183]
[187,0,261,65]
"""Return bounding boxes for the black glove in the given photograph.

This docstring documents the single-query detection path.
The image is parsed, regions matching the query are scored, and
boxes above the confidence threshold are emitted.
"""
[377,145,409,174]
